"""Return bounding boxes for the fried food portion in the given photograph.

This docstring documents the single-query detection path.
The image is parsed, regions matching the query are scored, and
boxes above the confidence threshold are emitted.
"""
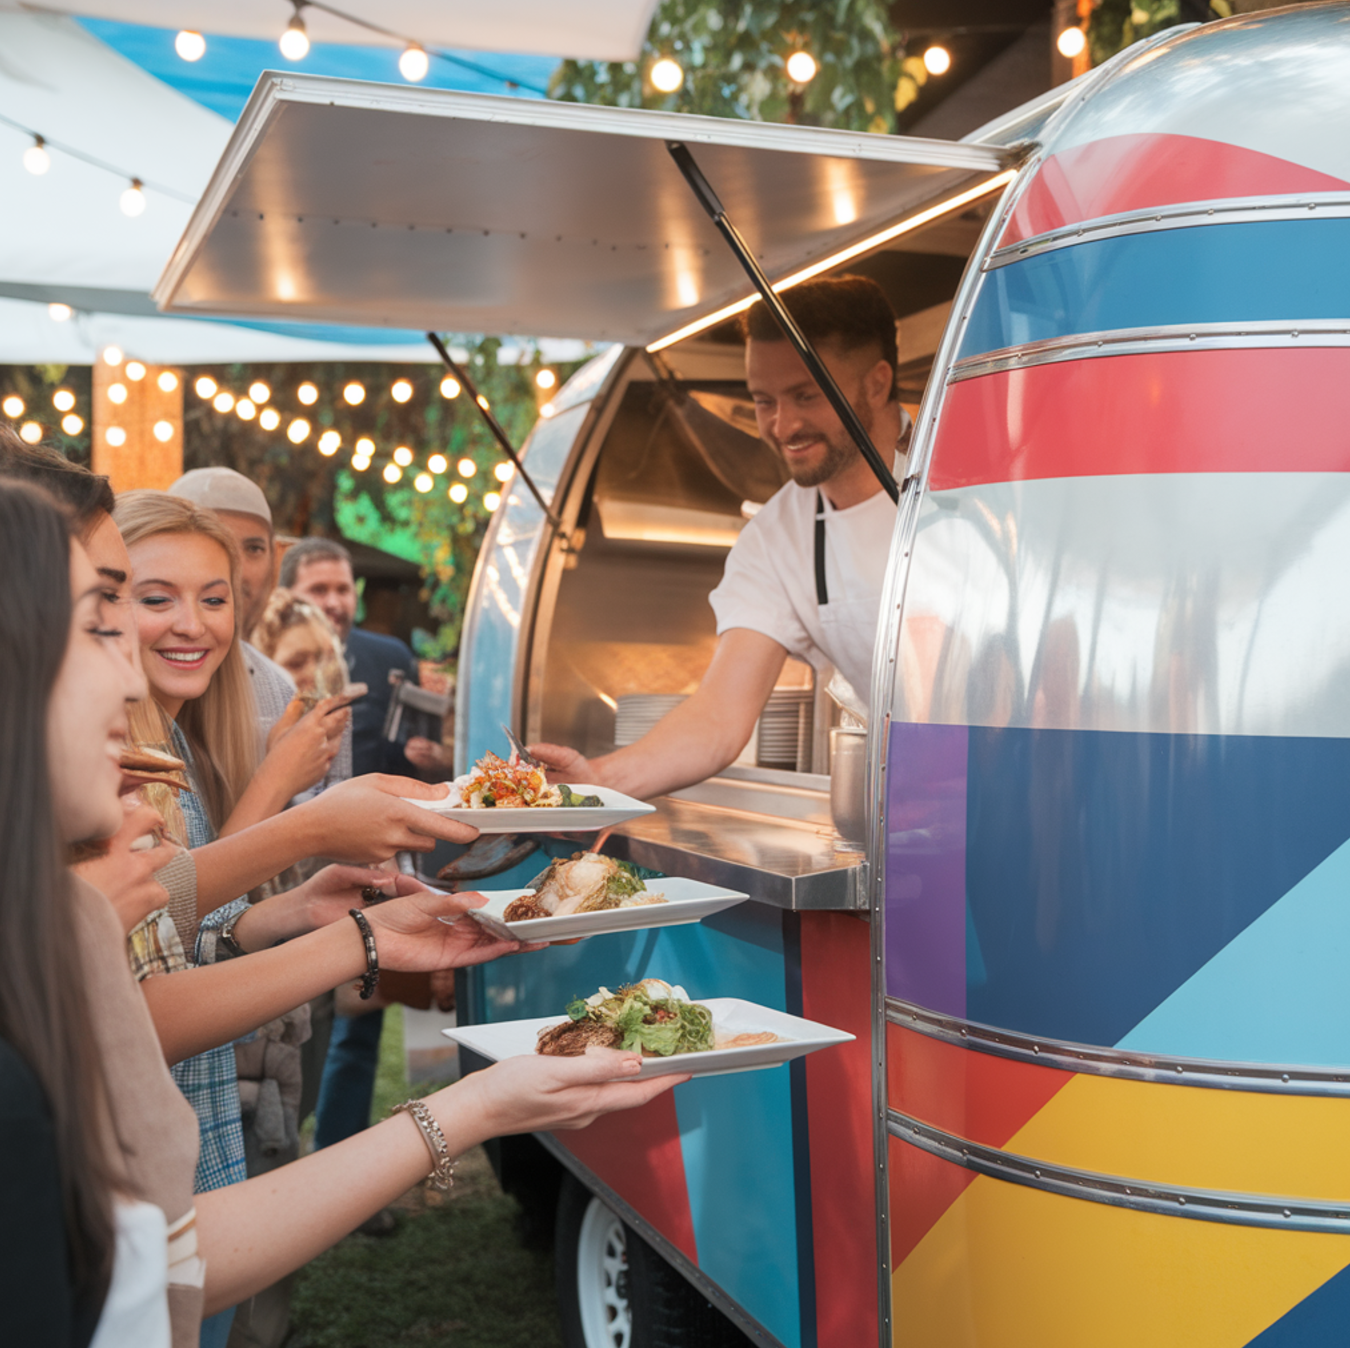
[502,895,553,922]
[535,1020,624,1056]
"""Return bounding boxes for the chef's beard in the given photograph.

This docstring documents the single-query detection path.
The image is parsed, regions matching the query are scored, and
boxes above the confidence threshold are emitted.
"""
[775,401,875,489]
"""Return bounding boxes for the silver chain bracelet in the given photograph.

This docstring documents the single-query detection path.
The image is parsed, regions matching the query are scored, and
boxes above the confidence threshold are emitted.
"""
[392,1098,456,1190]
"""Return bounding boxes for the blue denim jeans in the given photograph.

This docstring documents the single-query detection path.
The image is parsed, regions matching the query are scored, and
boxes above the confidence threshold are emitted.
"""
[199,1304,235,1348]
[313,1008,384,1149]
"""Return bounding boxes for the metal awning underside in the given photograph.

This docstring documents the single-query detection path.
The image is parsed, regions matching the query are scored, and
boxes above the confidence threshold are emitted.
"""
[155,76,1016,348]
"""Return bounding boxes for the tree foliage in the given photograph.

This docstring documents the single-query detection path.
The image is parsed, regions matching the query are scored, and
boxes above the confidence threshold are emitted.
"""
[1089,0,1233,66]
[550,0,913,133]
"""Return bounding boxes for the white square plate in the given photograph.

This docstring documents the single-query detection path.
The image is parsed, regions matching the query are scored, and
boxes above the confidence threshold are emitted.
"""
[465,877,748,943]
[402,784,654,834]
[444,998,855,1079]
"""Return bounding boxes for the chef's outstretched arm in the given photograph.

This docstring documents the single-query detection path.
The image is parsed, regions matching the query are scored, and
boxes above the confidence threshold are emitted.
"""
[531,628,787,801]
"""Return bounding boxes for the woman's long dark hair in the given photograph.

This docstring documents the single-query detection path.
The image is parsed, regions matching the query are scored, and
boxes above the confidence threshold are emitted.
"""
[0,482,115,1314]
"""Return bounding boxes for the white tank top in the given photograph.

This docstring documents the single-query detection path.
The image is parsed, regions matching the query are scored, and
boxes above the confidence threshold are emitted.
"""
[89,1199,171,1348]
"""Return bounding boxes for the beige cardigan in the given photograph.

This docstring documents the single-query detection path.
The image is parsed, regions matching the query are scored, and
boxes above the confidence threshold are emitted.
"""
[74,878,203,1348]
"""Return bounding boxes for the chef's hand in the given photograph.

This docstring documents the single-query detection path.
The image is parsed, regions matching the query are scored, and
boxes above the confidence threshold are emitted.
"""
[528,742,599,787]
[73,793,173,935]
[443,1046,687,1136]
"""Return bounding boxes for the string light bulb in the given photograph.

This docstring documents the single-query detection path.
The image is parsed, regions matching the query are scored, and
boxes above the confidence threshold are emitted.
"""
[52,389,75,413]
[393,445,414,467]
[61,414,83,436]
[297,381,318,405]
[923,45,951,75]
[212,391,234,413]
[1057,25,1086,58]
[175,30,206,61]
[158,371,179,393]
[391,378,413,403]
[125,361,146,381]
[483,491,501,512]
[355,436,375,456]
[651,57,684,93]
[457,457,476,477]
[280,7,310,60]
[494,461,512,482]
[259,408,281,430]
[24,135,50,176]
[428,453,448,474]
[343,381,365,405]
[448,482,468,504]
[104,426,126,447]
[414,472,433,492]
[48,303,71,322]
[382,463,402,484]
[785,51,817,84]
[102,346,123,367]
[399,44,429,82]
[194,375,217,399]
[1,395,23,418]
[439,376,460,399]
[248,381,270,403]
[287,418,311,444]
[318,430,341,455]
[540,402,556,418]
[108,384,128,406]
[476,394,490,410]
[535,368,557,390]
[236,399,257,420]
[153,420,174,443]
[120,179,146,217]
[20,421,42,444]
[351,453,370,471]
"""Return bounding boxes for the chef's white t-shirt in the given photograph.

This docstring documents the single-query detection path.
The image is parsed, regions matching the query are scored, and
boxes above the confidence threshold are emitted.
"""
[709,451,904,706]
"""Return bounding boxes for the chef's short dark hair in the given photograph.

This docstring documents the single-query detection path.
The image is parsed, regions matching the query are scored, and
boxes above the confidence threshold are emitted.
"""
[740,274,898,400]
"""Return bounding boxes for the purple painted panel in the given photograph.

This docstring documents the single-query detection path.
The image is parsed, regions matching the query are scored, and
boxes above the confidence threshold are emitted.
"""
[885,722,969,1015]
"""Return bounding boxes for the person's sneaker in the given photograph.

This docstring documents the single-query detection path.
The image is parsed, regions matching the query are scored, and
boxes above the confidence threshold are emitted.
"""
[357,1208,397,1237]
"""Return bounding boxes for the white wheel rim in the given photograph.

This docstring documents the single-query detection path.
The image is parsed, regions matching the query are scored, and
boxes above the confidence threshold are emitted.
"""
[575,1195,632,1348]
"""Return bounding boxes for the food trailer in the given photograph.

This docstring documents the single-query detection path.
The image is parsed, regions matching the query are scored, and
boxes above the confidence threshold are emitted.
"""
[158,6,1350,1343]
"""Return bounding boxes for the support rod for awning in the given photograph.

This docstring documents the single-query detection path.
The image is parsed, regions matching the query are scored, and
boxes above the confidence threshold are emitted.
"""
[666,141,900,503]
[425,331,566,533]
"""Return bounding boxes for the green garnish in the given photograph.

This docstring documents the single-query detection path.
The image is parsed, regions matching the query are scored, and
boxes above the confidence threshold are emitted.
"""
[568,983,714,1057]
[557,785,604,808]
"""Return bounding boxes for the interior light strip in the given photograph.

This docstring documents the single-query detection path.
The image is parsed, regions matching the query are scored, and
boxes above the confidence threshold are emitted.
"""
[645,168,1019,353]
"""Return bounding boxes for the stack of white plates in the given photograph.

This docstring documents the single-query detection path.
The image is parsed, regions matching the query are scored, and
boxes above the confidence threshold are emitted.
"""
[757,689,813,770]
[614,693,687,746]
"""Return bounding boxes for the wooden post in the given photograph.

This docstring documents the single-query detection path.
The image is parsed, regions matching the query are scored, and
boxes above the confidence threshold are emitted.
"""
[91,350,184,492]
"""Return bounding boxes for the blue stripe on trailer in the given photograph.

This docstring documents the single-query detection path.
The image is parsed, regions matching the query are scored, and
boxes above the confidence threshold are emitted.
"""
[960,725,1350,1047]
[1244,1263,1350,1347]
[1115,833,1350,1066]
[957,218,1350,360]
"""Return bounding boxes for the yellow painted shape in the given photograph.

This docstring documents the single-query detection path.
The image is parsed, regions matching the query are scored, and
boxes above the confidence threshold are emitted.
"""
[1000,1074,1350,1202]
[892,1173,1350,1348]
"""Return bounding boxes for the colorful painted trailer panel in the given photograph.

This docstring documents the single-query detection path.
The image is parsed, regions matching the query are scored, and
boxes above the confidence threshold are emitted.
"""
[881,8,1350,1345]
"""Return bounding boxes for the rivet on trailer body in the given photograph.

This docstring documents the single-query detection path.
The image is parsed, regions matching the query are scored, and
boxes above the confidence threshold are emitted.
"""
[1032,1044,1039,1054]
[1282,1073,1290,1083]
[1178,1196,1186,1205]
[1034,1169,1041,1178]
[1284,1209,1292,1218]
[1175,1064,1184,1073]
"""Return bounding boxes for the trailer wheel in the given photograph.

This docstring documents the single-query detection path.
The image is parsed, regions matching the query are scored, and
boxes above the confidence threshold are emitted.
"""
[556,1175,752,1348]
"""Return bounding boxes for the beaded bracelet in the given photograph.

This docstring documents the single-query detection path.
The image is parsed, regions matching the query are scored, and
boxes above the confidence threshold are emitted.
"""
[347,908,380,1000]
[392,1098,457,1190]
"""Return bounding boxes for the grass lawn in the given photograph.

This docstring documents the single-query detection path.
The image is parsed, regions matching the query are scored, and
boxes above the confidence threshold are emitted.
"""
[290,1006,565,1348]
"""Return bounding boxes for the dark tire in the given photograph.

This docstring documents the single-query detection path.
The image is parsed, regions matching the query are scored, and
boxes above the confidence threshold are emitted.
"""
[555,1174,752,1348]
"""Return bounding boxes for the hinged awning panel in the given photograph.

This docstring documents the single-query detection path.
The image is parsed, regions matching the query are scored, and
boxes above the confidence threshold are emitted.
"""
[156,77,1016,347]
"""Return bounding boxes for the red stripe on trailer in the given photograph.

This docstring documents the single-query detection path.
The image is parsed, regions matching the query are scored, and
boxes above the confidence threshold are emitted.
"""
[886,1022,1073,1265]
[999,133,1350,246]
[555,1091,699,1263]
[930,347,1350,491]
[800,912,878,1347]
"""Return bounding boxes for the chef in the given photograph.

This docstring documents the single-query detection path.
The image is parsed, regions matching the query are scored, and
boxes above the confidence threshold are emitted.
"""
[532,273,910,799]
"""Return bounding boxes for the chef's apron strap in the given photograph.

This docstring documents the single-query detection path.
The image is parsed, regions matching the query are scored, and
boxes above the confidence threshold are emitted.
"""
[814,490,829,606]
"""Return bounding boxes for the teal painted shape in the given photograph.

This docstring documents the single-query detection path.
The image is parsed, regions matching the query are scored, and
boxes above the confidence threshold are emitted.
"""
[1116,835,1350,1066]
[476,904,802,1347]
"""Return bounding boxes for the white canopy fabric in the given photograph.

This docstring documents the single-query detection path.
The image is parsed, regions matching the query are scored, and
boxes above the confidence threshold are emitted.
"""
[28,1,660,62]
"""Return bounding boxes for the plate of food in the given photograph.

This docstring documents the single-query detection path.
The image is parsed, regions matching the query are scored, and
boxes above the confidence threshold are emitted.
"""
[463,854,747,943]
[404,749,654,833]
[443,979,855,1080]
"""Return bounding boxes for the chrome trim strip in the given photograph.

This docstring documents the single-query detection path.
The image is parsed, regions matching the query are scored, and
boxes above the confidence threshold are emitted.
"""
[536,1132,788,1348]
[886,998,1350,1097]
[985,191,1350,270]
[887,1110,1350,1234]
[948,320,1350,382]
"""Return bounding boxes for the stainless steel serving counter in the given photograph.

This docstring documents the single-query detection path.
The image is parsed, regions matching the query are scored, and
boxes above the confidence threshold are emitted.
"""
[604,791,867,911]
